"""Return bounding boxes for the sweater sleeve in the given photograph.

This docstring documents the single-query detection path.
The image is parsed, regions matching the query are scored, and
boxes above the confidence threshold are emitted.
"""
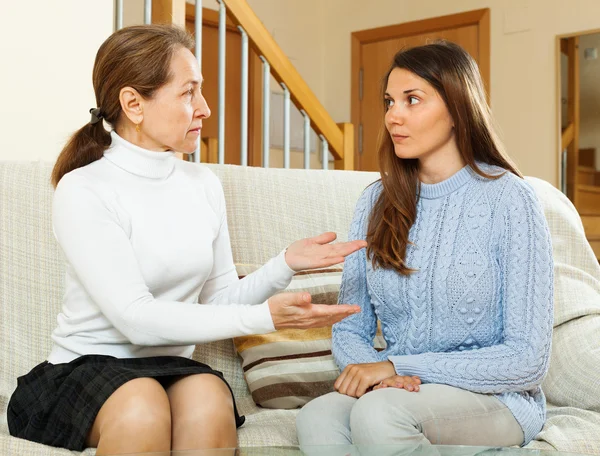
[198,172,295,306]
[332,183,386,371]
[53,173,277,347]
[389,179,554,394]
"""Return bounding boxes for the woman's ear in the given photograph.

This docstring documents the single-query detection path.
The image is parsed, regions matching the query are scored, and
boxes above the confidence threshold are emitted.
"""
[119,87,144,125]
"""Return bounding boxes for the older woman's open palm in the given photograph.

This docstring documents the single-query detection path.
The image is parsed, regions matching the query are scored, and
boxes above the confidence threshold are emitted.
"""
[285,232,367,272]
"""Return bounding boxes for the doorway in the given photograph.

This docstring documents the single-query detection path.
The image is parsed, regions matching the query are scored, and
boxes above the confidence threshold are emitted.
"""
[558,29,600,259]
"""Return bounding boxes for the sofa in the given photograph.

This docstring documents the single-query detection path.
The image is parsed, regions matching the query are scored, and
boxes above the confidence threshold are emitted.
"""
[1,161,600,455]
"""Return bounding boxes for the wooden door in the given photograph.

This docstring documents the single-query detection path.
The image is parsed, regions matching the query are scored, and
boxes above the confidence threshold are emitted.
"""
[352,9,490,172]
[185,7,262,165]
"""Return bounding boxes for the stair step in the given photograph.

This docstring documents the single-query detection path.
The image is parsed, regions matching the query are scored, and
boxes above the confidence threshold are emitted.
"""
[577,185,600,216]
[579,185,600,193]
[581,215,600,236]
[577,166,600,186]
[579,165,597,172]
[579,148,596,168]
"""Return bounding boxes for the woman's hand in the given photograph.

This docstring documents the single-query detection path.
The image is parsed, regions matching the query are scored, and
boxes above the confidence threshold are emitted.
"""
[268,292,360,330]
[372,375,421,392]
[284,232,367,272]
[334,361,396,398]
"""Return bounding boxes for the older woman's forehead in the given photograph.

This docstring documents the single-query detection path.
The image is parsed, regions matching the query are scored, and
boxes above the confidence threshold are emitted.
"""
[168,47,201,84]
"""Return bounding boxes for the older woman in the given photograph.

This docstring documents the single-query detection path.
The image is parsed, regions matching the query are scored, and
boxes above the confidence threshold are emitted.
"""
[7,24,363,455]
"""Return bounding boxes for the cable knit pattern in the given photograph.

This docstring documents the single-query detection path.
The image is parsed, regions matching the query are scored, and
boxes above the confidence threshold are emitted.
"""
[332,165,554,445]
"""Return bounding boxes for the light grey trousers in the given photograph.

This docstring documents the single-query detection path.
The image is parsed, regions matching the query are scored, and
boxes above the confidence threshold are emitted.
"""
[296,384,524,452]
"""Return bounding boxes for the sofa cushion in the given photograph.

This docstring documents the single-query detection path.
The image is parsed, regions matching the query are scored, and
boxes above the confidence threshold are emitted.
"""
[233,267,385,409]
[525,404,600,453]
[525,178,600,327]
[525,179,600,417]
[0,163,65,407]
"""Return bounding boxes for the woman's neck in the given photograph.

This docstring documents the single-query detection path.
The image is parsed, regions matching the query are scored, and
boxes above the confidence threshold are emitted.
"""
[418,140,465,184]
[115,123,168,153]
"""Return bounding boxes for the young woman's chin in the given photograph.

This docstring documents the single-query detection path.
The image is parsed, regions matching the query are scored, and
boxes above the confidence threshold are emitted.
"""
[393,147,422,160]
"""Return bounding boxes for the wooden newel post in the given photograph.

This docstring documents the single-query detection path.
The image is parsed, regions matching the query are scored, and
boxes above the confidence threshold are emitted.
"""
[152,0,187,26]
[334,123,355,171]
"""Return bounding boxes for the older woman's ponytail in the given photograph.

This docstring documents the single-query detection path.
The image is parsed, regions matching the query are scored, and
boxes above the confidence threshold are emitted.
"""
[51,113,111,188]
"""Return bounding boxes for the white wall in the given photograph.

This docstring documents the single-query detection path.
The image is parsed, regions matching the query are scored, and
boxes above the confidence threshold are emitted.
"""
[0,1,114,162]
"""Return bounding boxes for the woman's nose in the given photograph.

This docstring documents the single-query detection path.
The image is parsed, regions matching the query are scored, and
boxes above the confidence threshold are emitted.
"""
[387,105,405,125]
[196,94,211,119]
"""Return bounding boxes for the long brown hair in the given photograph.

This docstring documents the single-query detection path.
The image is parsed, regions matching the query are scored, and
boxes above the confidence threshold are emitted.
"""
[51,25,194,187]
[367,41,522,275]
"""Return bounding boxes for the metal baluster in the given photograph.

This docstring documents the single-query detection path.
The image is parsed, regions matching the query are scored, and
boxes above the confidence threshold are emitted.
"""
[239,27,249,166]
[193,0,203,163]
[115,0,123,30]
[320,135,329,170]
[301,110,310,169]
[260,56,270,168]
[217,0,226,164]
[144,0,152,24]
[281,83,291,169]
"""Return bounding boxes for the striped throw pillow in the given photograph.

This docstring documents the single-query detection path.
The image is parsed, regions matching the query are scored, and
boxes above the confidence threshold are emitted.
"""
[233,267,386,409]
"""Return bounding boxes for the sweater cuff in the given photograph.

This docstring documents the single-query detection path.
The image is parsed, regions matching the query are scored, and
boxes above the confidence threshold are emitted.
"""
[270,249,296,285]
[388,354,429,378]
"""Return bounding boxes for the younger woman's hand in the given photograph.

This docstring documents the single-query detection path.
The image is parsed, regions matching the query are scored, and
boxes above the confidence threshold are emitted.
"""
[334,361,396,398]
[372,375,421,392]
[284,232,367,272]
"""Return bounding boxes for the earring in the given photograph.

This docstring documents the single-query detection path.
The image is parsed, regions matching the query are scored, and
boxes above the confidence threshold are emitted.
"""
[136,123,141,133]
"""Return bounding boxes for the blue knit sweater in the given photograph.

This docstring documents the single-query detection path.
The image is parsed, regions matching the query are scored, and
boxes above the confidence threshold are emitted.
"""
[332,164,554,445]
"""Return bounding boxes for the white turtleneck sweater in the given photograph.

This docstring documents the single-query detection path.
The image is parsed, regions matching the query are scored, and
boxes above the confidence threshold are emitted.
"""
[48,132,294,364]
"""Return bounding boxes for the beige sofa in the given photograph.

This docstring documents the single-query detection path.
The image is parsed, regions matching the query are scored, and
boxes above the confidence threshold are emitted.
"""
[1,161,600,455]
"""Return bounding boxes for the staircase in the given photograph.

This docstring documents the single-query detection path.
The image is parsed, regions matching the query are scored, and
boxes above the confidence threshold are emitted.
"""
[143,0,353,170]
[577,148,600,259]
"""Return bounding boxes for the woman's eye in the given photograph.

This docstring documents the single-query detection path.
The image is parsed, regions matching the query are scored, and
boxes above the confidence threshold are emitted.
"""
[385,98,394,109]
[408,96,420,105]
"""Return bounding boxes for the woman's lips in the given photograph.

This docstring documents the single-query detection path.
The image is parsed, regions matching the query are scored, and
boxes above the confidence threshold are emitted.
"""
[391,134,409,142]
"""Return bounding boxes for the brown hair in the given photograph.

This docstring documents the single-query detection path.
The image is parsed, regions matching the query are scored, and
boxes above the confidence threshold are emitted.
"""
[51,24,194,187]
[367,41,522,275]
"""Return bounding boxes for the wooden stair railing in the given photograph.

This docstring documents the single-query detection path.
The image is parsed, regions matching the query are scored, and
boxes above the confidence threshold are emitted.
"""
[153,0,353,170]
[220,0,352,170]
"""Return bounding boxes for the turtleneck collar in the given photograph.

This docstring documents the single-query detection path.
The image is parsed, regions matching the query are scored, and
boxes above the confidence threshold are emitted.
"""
[103,131,176,180]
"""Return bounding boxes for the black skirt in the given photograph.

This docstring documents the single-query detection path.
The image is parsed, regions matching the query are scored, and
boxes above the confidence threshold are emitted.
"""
[7,355,245,451]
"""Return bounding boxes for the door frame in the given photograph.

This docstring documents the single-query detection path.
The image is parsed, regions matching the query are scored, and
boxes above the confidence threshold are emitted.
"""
[351,9,490,169]
[555,27,600,195]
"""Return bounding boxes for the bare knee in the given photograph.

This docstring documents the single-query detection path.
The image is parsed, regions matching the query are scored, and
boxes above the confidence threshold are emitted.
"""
[89,378,171,447]
[113,379,171,431]
[168,374,237,450]
[171,374,234,426]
